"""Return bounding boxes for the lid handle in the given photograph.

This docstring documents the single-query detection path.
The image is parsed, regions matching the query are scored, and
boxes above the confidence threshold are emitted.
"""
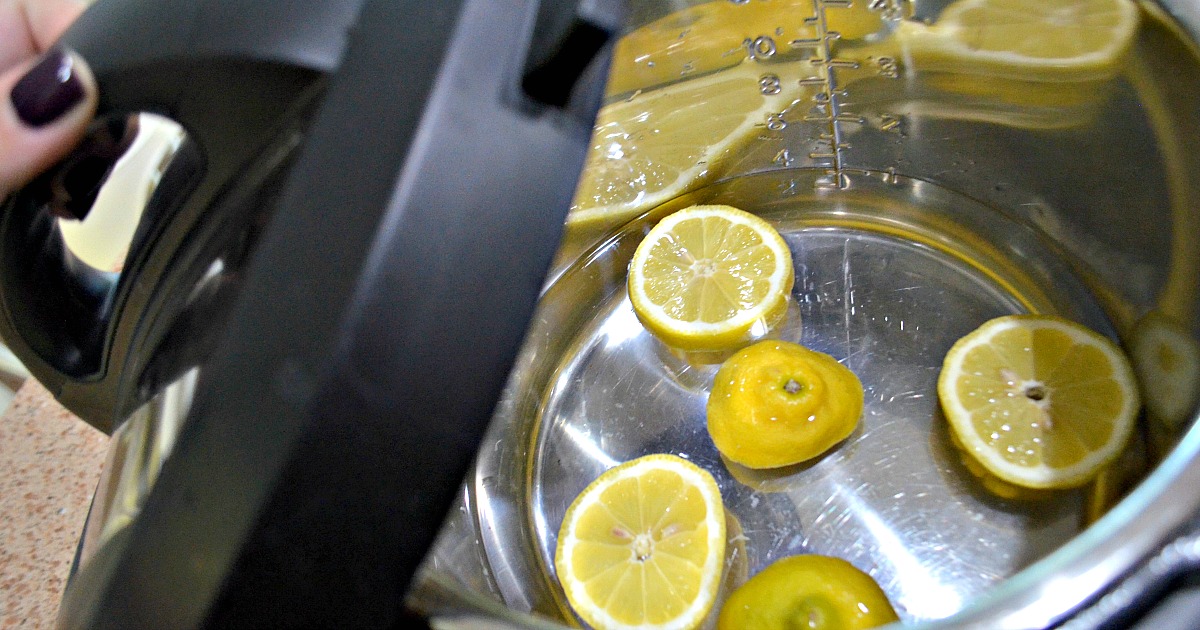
[0,0,361,429]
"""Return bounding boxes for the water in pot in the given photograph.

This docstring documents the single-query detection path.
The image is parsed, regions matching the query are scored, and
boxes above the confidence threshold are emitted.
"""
[411,1,1200,628]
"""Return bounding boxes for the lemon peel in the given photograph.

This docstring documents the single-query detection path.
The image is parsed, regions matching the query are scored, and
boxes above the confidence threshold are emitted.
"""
[708,340,863,469]
[717,555,898,630]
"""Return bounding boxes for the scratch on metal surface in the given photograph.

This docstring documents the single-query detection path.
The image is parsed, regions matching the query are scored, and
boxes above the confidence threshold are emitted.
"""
[887,389,922,403]
[842,239,853,359]
[842,347,868,365]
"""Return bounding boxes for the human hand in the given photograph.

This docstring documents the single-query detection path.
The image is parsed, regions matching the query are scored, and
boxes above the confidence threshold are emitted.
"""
[1,0,96,201]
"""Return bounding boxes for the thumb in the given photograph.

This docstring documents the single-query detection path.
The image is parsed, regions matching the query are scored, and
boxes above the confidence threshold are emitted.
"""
[0,47,97,201]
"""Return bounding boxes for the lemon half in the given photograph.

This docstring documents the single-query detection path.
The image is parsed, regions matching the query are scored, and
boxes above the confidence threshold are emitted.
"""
[555,454,727,630]
[938,315,1140,489]
[717,555,898,630]
[708,340,863,469]
[1130,312,1200,429]
[627,205,795,352]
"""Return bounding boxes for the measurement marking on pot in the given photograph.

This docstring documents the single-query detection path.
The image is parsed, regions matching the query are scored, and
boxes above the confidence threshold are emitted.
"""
[789,0,866,189]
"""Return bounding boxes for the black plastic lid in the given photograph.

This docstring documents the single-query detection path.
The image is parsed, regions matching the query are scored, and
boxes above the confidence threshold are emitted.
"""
[27,0,620,627]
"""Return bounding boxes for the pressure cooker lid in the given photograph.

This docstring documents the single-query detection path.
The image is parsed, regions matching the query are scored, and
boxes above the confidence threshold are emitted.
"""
[0,0,620,627]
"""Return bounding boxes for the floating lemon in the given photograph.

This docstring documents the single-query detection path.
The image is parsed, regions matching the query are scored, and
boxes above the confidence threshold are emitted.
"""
[707,340,862,469]
[627,205,794,352]
[555,454,727,630]
[717,555,899,630]
[570,0,887,234]
[938,315,1140,489]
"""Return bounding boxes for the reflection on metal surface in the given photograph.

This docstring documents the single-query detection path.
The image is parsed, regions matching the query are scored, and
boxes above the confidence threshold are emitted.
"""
[78,368,198,564]
[834,482,966,619]
[559,424,619,470]
[1062,530,1200,629]
[57,114,186,272]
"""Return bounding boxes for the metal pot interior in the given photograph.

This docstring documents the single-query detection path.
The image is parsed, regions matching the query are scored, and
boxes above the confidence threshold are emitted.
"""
[413,1,1200,628]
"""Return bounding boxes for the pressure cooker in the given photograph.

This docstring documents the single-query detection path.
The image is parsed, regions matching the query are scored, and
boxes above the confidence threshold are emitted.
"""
[3,0,1200,628]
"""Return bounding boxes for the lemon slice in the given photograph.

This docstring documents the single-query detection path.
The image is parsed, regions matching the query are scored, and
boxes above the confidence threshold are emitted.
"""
[627,205,794,352]
[567,64,801,234]
[938,315,1140,489]
[898,0,1140,80]
[554,454,727,630]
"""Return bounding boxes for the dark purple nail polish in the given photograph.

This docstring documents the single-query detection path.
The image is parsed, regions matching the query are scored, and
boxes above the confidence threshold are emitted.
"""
[10,47,86,127]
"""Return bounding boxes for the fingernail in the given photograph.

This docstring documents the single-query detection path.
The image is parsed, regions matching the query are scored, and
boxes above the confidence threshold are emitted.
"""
[10,47,86,127]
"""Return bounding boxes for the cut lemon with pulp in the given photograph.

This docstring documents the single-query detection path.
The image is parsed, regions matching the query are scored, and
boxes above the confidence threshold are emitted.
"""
[567,64,802,234]
[628,205,794,352]
[938,315,1140,489]
[555,454,726,630]
[897,0,1140,80]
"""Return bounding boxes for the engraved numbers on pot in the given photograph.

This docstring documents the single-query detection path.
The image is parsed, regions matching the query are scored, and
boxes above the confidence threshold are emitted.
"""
[760,74,782,95]
[876,56,900,79]
[746,36,778,61]
[869,0,910,22]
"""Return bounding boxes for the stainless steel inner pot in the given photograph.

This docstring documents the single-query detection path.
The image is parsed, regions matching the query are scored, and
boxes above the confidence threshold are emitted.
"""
[407,1,1200,628]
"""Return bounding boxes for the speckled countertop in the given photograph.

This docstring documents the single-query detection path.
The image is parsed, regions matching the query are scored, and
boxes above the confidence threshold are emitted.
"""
[0,381,108,629]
